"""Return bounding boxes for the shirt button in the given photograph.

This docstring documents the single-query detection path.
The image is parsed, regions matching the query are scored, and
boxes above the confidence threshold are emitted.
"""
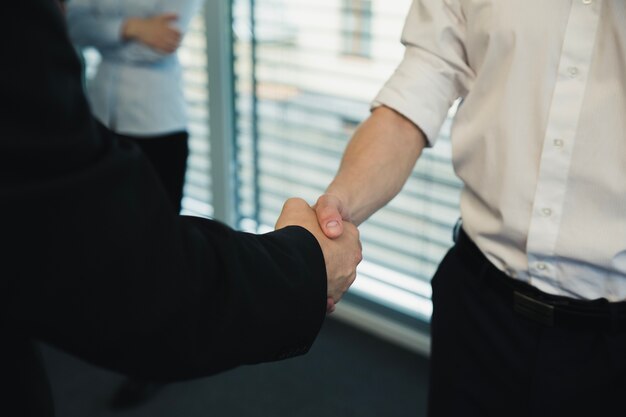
[583,0,592,4]
[536,263,548,271]
[567,67,579,78]
[553,138,564,147]
[541,208,552,216]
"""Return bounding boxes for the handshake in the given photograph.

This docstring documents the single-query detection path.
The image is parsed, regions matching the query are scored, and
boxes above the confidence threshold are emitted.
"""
[275,195,362,314]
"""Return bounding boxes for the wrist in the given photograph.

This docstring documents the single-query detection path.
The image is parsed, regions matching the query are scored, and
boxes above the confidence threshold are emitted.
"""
[322,188,352,220]
[122,18,143,40]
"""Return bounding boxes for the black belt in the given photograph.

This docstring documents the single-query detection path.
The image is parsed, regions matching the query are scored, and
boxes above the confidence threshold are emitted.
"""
[454,227,626,332]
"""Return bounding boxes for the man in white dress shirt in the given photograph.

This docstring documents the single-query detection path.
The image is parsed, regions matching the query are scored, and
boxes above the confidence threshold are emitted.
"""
[314,1,626,416]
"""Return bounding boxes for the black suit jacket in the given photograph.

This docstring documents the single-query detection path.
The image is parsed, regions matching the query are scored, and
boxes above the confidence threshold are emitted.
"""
[1,2,326,415]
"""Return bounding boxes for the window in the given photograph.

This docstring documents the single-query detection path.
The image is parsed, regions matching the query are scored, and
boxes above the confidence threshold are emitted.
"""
[231,0,463,345]
[75,16,213,219]
[79,1,463,353]
[341,0,373,58]
[179,15,213,218]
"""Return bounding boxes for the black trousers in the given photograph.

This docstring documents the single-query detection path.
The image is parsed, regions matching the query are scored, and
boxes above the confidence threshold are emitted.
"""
[427,228,626,417]
[98,122,189,214]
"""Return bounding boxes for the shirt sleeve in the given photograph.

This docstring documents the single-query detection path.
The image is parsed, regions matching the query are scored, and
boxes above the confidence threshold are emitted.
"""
[66,0,126,49]
[372,0,473,146]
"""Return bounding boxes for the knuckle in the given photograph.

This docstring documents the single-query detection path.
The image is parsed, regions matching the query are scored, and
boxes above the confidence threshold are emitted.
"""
[348,274,357,286]
[284,197,302,210]
[356,252,363,264]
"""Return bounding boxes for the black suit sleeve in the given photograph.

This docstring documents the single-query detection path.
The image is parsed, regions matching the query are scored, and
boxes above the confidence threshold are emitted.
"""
[4,131,327,381]
[1,0,327,381]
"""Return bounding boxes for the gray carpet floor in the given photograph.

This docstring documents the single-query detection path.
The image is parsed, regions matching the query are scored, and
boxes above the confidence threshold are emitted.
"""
[40,317,429,417]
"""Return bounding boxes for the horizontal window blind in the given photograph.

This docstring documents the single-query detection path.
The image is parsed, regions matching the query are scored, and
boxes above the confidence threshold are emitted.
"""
[232,0,463,322]
[78,16,212,219]
[180,14,213,218]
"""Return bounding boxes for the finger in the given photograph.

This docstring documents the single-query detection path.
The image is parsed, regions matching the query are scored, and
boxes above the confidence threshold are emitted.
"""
[166,36,181,49]
[347,271,358,288]
[153,46,170,54]
[326,298,336,314]
[159,42,177,53]
[170,29,182,39]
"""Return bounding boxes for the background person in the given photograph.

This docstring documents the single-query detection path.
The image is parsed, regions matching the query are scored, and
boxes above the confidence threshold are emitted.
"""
[66,0,205,214]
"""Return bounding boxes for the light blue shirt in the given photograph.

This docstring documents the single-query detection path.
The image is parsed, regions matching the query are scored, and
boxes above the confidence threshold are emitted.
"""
[67,0,204,136]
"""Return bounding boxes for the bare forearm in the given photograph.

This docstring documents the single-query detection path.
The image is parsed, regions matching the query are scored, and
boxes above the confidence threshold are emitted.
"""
[326,106,427,225]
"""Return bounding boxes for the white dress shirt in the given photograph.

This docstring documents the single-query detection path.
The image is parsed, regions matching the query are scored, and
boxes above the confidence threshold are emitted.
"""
[374,0,626,301]
[67,0,204,136]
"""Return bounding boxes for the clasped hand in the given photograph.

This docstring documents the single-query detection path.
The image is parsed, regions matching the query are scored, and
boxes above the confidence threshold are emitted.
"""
[275,198,362,314]
[123,13,182,54]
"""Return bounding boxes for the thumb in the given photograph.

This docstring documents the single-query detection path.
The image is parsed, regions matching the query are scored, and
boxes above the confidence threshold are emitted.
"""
[314,197,344,239]
[326,298,336,314]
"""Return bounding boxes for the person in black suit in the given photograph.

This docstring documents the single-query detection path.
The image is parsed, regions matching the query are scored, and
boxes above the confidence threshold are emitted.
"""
[0,1,362,416]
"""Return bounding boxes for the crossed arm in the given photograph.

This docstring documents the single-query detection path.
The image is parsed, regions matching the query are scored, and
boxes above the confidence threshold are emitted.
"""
[66,0,204,62]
